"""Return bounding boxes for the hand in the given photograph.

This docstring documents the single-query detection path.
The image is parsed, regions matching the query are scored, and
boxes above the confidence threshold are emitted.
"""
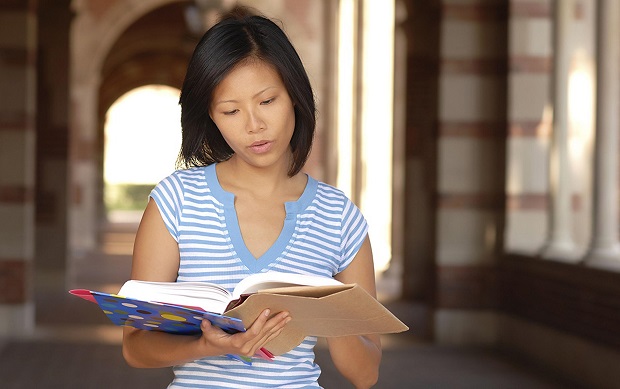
[200,309,290,358]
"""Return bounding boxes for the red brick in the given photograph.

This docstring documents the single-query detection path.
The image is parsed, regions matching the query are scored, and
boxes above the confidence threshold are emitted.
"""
[0,260,29,304]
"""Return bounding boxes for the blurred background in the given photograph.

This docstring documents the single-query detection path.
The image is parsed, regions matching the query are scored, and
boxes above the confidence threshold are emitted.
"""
[1,0,620,387]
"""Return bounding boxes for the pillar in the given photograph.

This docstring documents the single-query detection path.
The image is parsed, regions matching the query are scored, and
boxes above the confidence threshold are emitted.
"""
[0,0,37,334]
[584,0,620,269]
[541,0,576,260]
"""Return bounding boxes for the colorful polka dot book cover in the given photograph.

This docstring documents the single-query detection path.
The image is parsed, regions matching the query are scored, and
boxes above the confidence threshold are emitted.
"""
[69,288,274,364]
[69,288,246,334]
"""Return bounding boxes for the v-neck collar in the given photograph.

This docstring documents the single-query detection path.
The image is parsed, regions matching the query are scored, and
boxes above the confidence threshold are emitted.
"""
[204,163,317,273]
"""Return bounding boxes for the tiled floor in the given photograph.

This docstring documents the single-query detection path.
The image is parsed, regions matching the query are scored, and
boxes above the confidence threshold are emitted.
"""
[0,335,574,389]
[0,221,580,388]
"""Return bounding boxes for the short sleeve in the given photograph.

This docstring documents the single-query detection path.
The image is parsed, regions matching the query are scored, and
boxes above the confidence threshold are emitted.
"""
[338,197,369,272]
[149,173,184,242]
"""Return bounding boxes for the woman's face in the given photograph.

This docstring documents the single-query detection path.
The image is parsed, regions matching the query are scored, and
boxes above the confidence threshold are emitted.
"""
[209,59,296,172]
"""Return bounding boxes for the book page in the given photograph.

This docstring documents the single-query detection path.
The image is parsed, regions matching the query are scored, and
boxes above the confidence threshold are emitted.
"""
[118,280,234,314]
[232,272,342,299]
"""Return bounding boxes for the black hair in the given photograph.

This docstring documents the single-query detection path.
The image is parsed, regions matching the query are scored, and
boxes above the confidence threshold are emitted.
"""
[178,9,316,177]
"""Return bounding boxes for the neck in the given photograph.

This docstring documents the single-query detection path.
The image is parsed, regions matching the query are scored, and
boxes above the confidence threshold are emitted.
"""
[218,155,298,196]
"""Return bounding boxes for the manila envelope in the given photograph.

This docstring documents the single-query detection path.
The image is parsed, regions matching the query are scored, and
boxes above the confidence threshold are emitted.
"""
[225,283,409,356]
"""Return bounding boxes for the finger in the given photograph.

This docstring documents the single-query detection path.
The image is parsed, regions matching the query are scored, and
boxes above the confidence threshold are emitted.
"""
[257,325,287,349]
[248,311,288,340]
[249,315,292,354]
[248,321,290,357]
[199,319,235,355]
[201,318,227,335]
[235,311,288,355]
[201,319,236,347]
[249,309,272,336]
[201,318,211,331]
[264,312,290,332]
[227,310,273,355]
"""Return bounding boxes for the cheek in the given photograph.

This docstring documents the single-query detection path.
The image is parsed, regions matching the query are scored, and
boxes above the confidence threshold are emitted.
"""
[210,120,236,147]
[217,125,235,143]
[212,117,233,136]
[285,106,296,130]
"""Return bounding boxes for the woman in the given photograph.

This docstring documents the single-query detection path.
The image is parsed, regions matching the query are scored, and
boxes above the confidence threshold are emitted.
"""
[122,10,381,389]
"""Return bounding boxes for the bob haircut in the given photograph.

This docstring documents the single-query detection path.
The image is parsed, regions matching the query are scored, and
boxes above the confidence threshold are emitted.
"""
[178,10,316,177]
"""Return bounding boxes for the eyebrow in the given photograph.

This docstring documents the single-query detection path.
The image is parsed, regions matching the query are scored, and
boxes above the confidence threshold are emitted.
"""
[213,86,278,106]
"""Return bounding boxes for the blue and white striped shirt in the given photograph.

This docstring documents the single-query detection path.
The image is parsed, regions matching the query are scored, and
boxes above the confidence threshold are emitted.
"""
[150,163,368,389]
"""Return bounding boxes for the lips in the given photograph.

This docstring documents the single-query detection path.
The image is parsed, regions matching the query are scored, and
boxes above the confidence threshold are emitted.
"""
[248,140,272,154]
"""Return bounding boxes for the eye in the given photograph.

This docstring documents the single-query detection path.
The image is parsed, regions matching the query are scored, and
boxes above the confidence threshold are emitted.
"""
[223,109,239,115]
[260,97,275,105]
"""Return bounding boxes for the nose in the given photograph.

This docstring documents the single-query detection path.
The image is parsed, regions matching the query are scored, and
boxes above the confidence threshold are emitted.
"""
[246,109,265,134]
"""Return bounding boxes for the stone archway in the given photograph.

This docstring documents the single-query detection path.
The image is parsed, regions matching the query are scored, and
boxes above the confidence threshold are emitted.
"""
[69,0,189,260]
[96,3,197,229]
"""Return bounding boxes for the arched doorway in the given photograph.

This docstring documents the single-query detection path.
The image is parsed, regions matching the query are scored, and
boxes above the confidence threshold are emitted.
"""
[103,85,182,224]
[69,0,196,259]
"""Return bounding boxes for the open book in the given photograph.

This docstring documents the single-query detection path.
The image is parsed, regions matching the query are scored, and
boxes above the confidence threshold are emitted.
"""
[70,272,408,356]
[117,272,343,315]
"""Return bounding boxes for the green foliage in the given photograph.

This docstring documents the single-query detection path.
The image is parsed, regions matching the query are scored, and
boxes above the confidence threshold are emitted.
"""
[105,184,153,211]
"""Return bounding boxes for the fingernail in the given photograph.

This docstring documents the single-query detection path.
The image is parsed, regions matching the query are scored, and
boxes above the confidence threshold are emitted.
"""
[264,309,271,316]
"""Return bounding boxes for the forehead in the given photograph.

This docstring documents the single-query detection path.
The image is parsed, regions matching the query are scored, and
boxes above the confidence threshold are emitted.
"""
[213,59,284,97]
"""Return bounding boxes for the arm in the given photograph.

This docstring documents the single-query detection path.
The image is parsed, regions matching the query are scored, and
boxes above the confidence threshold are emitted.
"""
[329,236,382,388]
[122,198,290,368]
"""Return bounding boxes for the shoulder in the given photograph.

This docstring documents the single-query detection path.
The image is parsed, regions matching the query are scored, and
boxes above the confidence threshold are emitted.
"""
[155,166,207,190]
[151,166,211,207]
[167,166,206,183]
[309,178,365,223]
[313,179,354,208]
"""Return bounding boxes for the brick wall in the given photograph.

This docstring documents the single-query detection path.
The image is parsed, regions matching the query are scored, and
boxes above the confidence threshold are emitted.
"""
[0,0,37,333]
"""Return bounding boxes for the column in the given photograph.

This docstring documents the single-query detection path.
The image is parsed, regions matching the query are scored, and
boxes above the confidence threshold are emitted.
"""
[358,0,395,272]
[541,0,576,260]
[585,0,620,268]
[334,0,359,198]
[432,0,508,344]
[0,0,37,334]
